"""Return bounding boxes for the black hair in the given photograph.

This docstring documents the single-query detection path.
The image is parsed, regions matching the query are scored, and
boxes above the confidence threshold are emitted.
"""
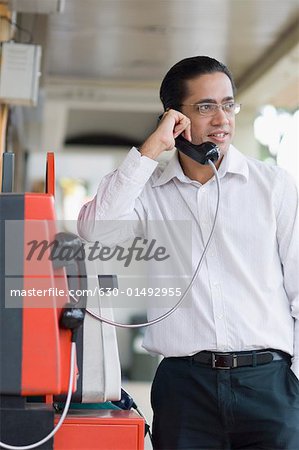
[159,56,236,111]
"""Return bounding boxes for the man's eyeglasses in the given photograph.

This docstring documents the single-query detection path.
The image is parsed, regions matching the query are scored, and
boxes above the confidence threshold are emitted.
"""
[180,101,241,117]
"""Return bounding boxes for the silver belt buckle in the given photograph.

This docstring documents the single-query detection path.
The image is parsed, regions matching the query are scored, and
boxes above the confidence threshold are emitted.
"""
[212,353,238,369]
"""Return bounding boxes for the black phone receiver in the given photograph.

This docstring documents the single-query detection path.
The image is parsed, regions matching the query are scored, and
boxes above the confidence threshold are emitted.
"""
[175,134,220,165]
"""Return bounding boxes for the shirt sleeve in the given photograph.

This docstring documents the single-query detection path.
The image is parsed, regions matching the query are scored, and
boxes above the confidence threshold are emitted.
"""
[276,170,299,378]
[77,147,158,244]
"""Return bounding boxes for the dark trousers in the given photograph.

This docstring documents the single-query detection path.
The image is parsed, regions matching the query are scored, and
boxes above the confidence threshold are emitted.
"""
[151,356,299,450]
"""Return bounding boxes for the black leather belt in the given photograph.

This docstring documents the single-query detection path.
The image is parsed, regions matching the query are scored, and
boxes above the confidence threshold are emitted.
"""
[186,350,287,370]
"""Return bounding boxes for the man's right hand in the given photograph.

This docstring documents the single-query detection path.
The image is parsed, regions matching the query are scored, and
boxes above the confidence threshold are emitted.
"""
[140,109,192,160]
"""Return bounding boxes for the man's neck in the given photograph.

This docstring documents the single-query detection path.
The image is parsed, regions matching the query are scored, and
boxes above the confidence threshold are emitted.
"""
[178,152,223,185]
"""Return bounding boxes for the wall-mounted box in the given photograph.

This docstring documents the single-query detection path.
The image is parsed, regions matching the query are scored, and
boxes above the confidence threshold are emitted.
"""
[3,0,65,14]
[0,42,41,106]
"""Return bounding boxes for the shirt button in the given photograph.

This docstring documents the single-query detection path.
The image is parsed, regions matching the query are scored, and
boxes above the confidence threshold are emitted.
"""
[217,314,223,320]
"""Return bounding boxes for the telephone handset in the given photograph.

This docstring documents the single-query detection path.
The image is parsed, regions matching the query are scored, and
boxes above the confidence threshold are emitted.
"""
[175,134,220,165]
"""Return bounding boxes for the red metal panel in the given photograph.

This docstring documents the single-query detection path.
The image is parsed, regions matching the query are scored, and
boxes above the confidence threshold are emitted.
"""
[46,153,55,197]
[21,193,73,395]
[54,410,145,450]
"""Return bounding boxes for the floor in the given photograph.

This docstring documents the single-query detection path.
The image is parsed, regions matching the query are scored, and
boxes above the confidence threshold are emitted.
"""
[123,381,153,450]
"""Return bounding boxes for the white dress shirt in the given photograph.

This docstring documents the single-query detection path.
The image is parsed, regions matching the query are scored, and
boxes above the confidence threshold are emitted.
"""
[78,146,299,377]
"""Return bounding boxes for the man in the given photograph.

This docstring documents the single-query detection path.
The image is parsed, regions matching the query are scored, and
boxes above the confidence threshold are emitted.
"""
[78,56,299,449]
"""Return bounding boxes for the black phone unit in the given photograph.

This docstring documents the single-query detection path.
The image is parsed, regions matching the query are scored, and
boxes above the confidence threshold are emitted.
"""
[175,134,220,165]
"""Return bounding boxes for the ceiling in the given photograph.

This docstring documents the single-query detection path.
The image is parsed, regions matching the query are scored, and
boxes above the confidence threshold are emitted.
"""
[3,0,299,153]
[42,0,299,85]
[43,0,299,96]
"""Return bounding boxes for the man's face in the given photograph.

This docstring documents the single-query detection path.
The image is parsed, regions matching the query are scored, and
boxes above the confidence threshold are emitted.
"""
[180,72,236,156]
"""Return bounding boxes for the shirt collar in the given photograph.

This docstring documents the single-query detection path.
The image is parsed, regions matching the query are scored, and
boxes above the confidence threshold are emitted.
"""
[152,144,249,187]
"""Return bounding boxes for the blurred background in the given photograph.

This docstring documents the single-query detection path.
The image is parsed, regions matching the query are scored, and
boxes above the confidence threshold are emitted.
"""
[0,0,298,441]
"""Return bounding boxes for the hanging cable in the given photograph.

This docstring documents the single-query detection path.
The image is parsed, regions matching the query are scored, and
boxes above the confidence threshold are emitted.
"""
[0,16,33,44]
[71,159,221,329]
[0,342,76,450]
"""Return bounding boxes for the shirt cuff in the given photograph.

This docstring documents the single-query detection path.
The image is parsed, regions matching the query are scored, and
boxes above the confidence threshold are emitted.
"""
[118,147,158,184]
